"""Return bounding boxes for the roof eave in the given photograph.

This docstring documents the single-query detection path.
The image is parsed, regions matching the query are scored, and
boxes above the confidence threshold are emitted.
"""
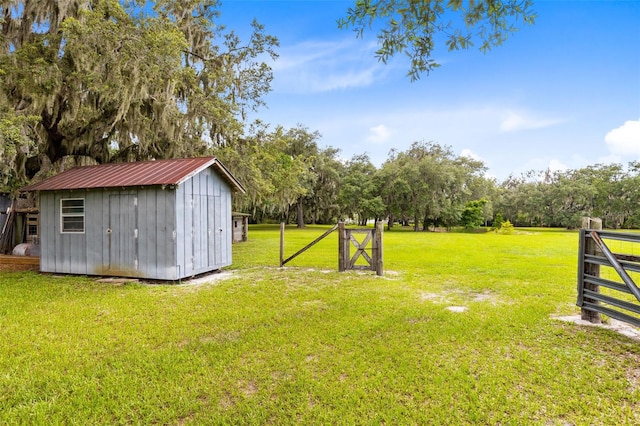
[213,159,247,194]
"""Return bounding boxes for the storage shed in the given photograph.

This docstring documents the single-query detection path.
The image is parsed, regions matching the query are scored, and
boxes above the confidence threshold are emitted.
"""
[21,157,245,280]
[232,212,250,243]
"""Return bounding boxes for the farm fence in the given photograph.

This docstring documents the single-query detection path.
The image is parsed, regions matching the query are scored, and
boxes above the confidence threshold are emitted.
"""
[577,229,640,327]
[280,221,384,276]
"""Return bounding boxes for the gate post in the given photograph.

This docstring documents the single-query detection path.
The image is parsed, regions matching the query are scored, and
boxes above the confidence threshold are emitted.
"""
[580,217,602,323]
[338,222,347,272]
[373,221,384,276]
[280,222,285,267]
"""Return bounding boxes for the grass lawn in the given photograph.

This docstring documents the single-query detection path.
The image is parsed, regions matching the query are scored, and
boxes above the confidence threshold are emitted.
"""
[1,225,639,424]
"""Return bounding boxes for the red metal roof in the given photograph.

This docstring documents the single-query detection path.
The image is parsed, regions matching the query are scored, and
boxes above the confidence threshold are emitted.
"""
[21,157,245,193]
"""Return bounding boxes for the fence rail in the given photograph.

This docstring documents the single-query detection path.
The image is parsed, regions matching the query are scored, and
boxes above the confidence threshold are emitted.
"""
[279,223,338,267]
[279,222,383,276]
[577,229,640,327]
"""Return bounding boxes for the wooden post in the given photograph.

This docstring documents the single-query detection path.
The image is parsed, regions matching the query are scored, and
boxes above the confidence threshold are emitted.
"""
[373,221,384,276]
[580,217,602,323]
[338,222,346,272]
[280,222,285,267]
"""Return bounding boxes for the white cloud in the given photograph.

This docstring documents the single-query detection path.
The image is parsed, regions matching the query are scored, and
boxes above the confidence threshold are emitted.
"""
[461,149,497,178]
[499,110,563,133]
[605,118,640,157]
[597,154,623,165]
[366,124,392,144]
[547,158,568,172]
[460,148,483,161]
[314,104,559,174]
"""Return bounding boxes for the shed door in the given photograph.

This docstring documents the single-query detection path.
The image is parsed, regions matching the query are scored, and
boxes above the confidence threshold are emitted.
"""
[189,193,230,271]
[108,194,138,273]
[209,195,227,266]
[192,194,208,271]
[192,195,227,269]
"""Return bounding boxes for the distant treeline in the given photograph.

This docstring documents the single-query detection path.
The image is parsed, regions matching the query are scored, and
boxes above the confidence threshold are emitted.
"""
[220,130,640,230]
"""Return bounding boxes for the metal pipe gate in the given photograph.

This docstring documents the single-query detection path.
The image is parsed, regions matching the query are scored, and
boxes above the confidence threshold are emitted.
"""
[577,229,640,327]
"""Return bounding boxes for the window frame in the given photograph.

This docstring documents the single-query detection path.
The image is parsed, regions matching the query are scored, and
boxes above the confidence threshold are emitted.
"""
[60,198,85,234]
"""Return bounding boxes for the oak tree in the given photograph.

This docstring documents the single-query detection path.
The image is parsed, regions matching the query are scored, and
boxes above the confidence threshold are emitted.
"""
[0,0,277,191]
[339,0,536,80]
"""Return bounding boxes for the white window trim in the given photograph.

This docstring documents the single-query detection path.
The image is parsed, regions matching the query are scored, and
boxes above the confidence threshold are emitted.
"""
[60,198,85,234]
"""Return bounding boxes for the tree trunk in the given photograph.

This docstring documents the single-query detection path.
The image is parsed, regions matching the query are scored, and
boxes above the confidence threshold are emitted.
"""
[42,110,67,165]
[296,198,305,228]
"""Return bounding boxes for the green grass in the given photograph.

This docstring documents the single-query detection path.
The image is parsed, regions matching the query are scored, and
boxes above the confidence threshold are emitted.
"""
[1,225,639,424]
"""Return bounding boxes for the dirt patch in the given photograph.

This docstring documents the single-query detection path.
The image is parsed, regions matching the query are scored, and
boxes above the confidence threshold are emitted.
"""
[628,367,640,392]
[420,292,445,302]
[182,270,234,285]
[420,289,498,305]
[96,277,139,285]
[218,393,235,410]
[471,291,495,302]
[554,315,640,342]
[238,380,258,397]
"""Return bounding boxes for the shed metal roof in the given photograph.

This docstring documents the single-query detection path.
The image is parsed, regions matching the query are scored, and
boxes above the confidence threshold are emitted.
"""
[21,157,246,193]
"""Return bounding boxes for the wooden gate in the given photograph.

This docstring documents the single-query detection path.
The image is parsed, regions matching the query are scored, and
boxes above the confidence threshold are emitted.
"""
[338,222,383,276]
[280,221,384,276]
[577,229,640,327]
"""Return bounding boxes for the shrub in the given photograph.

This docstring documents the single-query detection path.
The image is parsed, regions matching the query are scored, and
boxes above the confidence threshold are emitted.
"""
[498,219,514,234]
[492,212,504,230]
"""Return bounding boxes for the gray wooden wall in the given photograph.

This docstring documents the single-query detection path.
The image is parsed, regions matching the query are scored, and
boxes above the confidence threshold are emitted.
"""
[39,187,177,279]
[175,167,232,278]
[38,166,233,280]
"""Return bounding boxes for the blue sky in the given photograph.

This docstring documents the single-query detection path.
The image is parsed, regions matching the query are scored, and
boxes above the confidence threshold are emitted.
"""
[221,0,640,180]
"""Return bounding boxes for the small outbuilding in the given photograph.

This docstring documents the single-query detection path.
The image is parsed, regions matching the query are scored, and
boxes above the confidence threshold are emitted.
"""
[232,212,250,243]
[21,157,245,280]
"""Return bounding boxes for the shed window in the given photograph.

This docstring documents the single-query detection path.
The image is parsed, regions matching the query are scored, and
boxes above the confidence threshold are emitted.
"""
[61,198,85,233]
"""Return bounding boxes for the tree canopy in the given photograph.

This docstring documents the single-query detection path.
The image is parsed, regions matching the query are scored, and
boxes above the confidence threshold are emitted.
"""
[0,0,277,190]
[338,0,536,80]
[495,163,640,229]
[3,0,639,233]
